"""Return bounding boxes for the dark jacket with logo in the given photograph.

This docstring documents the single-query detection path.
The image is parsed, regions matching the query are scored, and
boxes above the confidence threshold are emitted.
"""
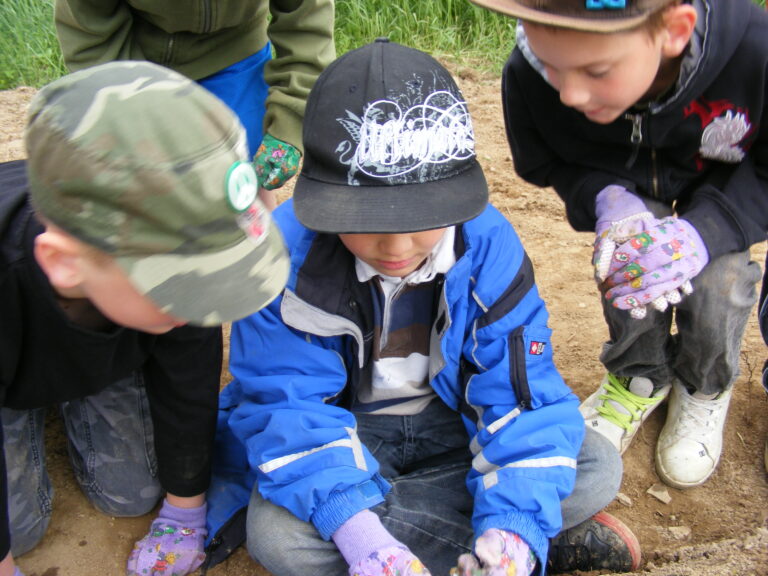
[502,0,768,262]
[0,160,222,559]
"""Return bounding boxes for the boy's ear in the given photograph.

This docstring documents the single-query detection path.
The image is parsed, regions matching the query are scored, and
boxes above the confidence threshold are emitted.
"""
[662,4,697,58]
[34,229,85,292]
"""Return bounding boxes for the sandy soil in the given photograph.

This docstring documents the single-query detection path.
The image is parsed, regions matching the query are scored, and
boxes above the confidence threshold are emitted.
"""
[1,66,767,576]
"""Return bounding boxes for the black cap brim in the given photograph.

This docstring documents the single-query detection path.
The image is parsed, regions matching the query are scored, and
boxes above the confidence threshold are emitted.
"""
[294,159,488,234]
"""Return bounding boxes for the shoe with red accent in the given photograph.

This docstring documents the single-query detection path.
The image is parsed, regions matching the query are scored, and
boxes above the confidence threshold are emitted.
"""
[547,511,641,573]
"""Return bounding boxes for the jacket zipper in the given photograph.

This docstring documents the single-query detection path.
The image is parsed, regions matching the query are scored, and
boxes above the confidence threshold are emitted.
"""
[202,0,212,33]
[510,327,532,410]
[650,148,659,198]
[624,112,643,169]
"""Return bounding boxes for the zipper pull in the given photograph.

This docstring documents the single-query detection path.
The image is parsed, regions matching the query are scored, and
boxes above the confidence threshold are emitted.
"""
[624,113,643,169]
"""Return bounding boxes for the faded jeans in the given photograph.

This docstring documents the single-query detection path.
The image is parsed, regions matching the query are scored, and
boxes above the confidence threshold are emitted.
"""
[2,372,161,557]
[600,198,761,395]
[246,399,621,576]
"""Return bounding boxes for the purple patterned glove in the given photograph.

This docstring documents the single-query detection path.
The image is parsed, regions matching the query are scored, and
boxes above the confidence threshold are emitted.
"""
[253,133,301,190]
[603,217,709,318]
[332,509,431,576]
[592,186,654,281]
[452,529,537,576]
[126,500,207,576]
[350,545,432,576]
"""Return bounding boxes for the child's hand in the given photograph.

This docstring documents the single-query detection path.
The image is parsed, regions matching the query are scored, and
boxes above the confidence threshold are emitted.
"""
[592,186,654,281]
[348,545,431,576]
[126,499,207,576]
[253,133,301,190]
[452,529,536,576]
[602,217,708,318]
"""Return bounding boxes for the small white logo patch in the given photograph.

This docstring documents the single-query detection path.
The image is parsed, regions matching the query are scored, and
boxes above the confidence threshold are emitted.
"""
[226,161,259,213]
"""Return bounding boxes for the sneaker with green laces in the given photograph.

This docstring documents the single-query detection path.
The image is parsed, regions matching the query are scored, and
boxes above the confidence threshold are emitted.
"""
[579,374,671,455]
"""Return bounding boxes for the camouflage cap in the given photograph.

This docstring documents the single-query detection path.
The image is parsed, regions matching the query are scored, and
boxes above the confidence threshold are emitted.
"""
[25,61,289,326]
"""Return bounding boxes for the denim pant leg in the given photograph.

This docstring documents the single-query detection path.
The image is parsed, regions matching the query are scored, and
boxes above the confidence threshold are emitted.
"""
[2,407,53,557]
[599,200,677,385]
[60,372,161,517]
[674,250,760,394]
[246,400,473,576]
[560,427,623,530]
[245,402,616,575]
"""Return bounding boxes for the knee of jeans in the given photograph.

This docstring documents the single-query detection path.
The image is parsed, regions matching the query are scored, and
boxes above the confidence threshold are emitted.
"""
[583,428,623,495]
[87,484,162,518]
[11,513,50,558]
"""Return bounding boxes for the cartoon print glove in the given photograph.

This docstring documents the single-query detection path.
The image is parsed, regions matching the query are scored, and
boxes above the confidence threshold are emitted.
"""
[349,546,432,576]
[252,133,301,190]
[452,529,537,576]
[592,185,654,281]
[126,499,207,576]
[603,217,709,319]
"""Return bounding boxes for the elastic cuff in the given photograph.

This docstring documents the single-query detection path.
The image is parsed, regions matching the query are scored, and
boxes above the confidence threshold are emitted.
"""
[158,499,207,528]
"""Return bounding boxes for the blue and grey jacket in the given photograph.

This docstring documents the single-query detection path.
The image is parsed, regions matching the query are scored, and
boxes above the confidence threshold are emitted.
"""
[204,199,584,569]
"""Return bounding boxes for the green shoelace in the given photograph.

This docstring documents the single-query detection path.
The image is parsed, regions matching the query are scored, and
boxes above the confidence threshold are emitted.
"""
[596,373,665,431]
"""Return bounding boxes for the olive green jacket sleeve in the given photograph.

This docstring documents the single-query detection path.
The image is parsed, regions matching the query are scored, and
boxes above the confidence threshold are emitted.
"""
[263,0,335,153]
[55,0,336,153]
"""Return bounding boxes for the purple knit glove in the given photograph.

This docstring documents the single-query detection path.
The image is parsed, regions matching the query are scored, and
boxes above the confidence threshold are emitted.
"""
[452,530,537,576]
[593,186,654,281]
[603,217,709,318]
[253,133,301,190]
[126,500,207,576]
[333,510,431,576]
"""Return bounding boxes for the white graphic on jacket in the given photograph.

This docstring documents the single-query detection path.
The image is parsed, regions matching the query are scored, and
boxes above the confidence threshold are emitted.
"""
[335,75,475,185]
[685,98,751,164]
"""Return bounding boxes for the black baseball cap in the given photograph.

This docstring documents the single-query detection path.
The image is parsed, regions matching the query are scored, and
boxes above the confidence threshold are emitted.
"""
[294,39,488,234]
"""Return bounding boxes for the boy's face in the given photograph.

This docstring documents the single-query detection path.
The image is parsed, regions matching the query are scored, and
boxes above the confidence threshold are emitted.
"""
[35,227,188,334]
[339,228,447,278]
[523,24,668,124]
[74,254,189,334]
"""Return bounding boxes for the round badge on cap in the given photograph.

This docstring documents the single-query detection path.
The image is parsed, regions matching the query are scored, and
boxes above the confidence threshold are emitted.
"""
[226,161,259,213]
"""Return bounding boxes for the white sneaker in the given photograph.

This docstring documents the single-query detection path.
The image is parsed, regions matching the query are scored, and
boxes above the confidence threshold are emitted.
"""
[580,374,671,455]
[655,380,732,489]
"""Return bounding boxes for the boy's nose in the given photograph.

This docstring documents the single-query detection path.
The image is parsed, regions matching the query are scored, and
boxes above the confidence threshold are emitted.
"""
[558,77,590,109]
[380,234,412,255]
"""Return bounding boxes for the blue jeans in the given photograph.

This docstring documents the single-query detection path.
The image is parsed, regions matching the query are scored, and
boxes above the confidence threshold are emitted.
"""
[2,373,161,557]
[600,198,761,395]
[245,400,621,576]
[198,43,271,158]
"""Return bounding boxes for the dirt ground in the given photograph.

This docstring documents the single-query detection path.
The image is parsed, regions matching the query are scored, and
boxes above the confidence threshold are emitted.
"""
[1,65,767,576]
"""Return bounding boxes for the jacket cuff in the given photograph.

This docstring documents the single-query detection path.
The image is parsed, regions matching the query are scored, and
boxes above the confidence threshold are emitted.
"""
[311,475,390,540]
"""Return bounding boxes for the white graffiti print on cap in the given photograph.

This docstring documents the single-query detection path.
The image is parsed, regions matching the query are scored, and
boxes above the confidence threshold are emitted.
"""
[337,89,475,183]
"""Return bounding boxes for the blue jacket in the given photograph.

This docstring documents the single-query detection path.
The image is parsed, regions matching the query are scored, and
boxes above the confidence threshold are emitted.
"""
[205,199,584,568]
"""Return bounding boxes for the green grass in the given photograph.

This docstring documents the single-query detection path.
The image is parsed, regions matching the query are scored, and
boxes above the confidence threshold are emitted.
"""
[0,0,65,89]
[0,0,516,90]
[1,0,766,90]
[334,0,517,71]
